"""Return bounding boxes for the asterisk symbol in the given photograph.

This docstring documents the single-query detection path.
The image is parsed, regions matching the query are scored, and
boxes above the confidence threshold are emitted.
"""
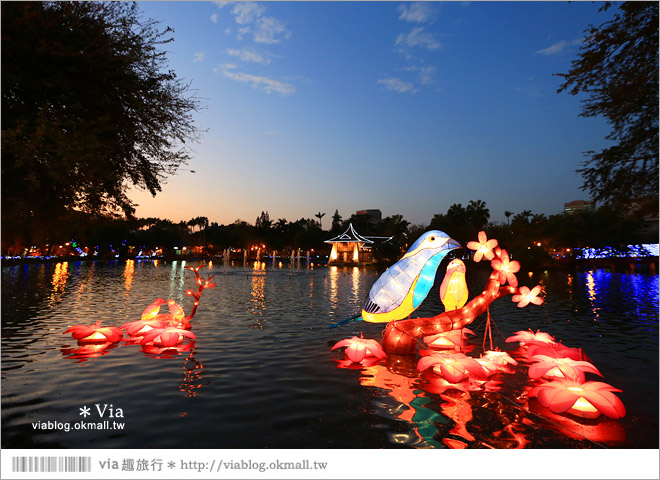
[167,461,176,469]
[79,406,91,417]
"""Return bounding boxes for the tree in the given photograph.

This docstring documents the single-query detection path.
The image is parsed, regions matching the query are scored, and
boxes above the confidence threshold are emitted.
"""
[505,210,513,225]
[314,212,326,229]
[466,199,490,230]
[1,2,201,247]
[557,2,658,219]
[330,210,343,233]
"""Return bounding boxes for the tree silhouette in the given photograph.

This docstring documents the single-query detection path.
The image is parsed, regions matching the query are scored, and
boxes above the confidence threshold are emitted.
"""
[557,1,658,219]
[1,2,201,247]
[315,212,326,229]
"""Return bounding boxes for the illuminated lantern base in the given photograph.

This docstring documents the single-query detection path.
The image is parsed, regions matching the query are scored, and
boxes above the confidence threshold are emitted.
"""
[567,397,602,419]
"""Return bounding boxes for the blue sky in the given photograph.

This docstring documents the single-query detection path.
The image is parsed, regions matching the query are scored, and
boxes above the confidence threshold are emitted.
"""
[129,1,615,227]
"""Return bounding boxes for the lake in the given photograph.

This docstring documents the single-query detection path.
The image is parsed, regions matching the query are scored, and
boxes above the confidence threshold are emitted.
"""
[1,259,658,449]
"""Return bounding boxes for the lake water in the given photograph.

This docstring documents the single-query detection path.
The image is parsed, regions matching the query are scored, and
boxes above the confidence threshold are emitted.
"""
[1,260,658,449]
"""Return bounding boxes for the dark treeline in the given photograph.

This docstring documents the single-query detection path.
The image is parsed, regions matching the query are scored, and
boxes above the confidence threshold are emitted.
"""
[4,201,655,267]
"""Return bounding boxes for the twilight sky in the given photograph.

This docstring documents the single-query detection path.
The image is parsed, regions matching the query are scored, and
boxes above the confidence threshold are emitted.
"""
[129,1,615,227]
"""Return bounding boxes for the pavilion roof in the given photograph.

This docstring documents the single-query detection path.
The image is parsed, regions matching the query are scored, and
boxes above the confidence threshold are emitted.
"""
[324,223,393,244]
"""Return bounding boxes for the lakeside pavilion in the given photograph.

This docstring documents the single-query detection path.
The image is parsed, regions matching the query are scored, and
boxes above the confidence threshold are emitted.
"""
[324,223,393,265]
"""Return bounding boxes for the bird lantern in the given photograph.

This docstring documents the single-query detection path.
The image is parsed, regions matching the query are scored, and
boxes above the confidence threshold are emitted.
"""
[439,259,468,311]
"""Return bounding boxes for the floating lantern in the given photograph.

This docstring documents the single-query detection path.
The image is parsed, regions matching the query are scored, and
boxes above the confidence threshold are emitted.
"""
[511,286,544,308]
[331,335,387,363]
[439,259,468,311]
[140,326,196,347]
[424,328,475,350]
[528,355,601,382]
[466,231,498,262]
[526,342,586,362]
[417,352,486,383]
[482,350,518,369]
[491,249,520,287]
[64,321,123,343]
[505,329,556,347]
[61,341,116,361]
[528,379,625,419]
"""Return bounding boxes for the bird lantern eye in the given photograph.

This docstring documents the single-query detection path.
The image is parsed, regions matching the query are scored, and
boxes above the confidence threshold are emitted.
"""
[430,237,435,242]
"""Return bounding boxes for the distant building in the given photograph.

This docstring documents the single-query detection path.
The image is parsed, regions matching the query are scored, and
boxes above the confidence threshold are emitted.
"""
[564,200,594,215]
[355,209,382,222]
[325,223,392,265]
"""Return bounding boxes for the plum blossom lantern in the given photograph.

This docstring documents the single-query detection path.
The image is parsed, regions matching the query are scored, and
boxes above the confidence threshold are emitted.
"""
[466,231,498,263]
[331,335,386,364]
[511,286,544,308]
[140,326,196,347]
[491,249,520,287]
[417,352,487,383]
[65,321,123,343]
[528,379,625,419]
[528,355,602,382]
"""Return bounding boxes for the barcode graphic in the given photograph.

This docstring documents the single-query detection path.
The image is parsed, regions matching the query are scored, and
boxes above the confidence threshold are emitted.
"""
[11,456,92,473]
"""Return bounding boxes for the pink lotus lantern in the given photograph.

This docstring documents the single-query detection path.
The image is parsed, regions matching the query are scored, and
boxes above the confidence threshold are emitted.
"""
[528,355,602,382]
[527,342,587,362]
[331,335,386,363]
[481,350,519,370]
[417,352,487,383]
[528,379,625,419]
[61,341,116,361]
[505,329,555,347]
[424,328,475,350]
[511,286,544,308]
[139,326,196,347]
[491,249,520,287]
[466,231,498,262]
[64,321,123,343]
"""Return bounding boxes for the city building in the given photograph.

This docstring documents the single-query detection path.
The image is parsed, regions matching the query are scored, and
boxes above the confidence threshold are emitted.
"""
[564,200,594,215]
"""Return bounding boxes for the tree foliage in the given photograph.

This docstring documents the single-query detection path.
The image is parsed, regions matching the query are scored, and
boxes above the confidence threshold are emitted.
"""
[1,1,201,245]
[557,1,658,218]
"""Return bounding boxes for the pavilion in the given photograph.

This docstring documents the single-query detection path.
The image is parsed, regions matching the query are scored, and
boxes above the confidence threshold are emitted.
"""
[325,223,392,265]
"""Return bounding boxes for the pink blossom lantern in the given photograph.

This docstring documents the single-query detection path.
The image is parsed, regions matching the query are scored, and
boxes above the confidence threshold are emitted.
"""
[528,379,625,419]
[424,328,475,350]
[528,355,602,382]
[64,321,123,343]
[511,286,544,308]
[331,335,386,363]
[417,352,487,383]
[140,326,196,347]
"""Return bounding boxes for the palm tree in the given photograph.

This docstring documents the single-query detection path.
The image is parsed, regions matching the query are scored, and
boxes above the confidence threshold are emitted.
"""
[505,210,513,225]
[315,212,326,229]
[467,199,490,230]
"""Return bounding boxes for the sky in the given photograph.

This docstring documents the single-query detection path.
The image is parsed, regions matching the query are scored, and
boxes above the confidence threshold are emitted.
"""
[129,1,616,227]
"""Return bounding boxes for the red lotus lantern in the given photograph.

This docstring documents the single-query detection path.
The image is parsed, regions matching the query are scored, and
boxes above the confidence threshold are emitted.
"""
[417,352,486,383]
[481,350,518,369]
[527,342,587,362]
[140,326,196,347]
[424,328,475,350]
[511,286,544,308]
[528,379,625,419]
[528,355,602,382]
[331,335,386,363]
[64,321,123,343]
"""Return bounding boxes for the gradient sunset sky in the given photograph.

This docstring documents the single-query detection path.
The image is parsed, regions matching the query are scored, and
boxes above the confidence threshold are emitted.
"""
[129,1,615,226]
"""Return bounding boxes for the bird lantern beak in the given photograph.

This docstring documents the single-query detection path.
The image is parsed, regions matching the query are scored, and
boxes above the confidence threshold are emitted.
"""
[445,238,462,251]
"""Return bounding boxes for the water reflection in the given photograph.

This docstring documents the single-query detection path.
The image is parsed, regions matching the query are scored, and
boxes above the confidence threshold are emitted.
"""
[61,341,119,363]
[124,259,135,292]
[249,274,267,328]
[179,352,207,398]
[49,262,69,305]
[585,271,598,319]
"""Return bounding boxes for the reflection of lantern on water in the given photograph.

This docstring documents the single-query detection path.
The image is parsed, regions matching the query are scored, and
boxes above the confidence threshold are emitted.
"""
[179,353,206,397]
[528,379,625,419]
[528,355,602,382]
[331,335,386,364]
[65,321,123,343]
[439,390,475,445]
[61,341,117,362]
[141,341,195,358]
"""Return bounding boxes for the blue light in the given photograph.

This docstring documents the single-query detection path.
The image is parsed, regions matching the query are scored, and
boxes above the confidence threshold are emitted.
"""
[576,244,659,260]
